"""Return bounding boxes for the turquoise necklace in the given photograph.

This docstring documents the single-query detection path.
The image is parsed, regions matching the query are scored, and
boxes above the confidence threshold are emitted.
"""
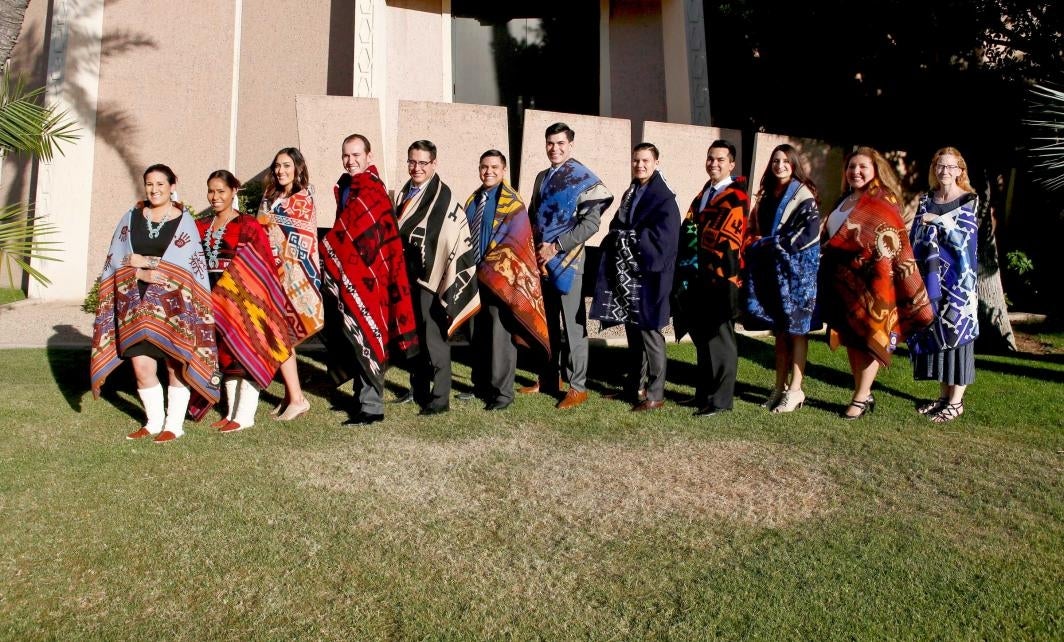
[144,205,171,239]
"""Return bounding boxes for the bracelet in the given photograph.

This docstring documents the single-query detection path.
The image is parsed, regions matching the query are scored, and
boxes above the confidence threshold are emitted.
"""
[147,257,160,269]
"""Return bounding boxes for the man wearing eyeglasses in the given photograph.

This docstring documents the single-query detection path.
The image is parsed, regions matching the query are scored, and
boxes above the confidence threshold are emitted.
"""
[525,122,614,410]
[394,140,480,415]
[320,134,418,426]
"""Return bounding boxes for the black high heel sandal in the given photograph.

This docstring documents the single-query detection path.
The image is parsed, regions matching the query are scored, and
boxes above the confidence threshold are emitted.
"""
[930,401,964,423]
[842,395,875,420]
[917,397,947,415]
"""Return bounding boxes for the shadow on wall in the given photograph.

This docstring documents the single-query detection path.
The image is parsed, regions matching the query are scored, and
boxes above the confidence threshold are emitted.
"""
[25,1,156,195]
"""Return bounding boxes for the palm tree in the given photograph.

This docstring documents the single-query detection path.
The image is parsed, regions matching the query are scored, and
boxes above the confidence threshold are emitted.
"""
[0,74,78,286]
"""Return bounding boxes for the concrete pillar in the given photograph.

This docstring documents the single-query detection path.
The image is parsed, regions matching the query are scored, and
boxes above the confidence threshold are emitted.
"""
[661,0,709,126]
[29,0,105,300]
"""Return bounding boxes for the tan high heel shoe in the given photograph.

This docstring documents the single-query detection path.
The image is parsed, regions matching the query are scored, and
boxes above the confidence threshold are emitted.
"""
[277,398,311,421]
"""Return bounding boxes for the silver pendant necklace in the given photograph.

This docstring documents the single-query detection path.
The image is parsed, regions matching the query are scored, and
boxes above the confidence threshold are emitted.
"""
[145,206,171,239]
[206,214,233,269]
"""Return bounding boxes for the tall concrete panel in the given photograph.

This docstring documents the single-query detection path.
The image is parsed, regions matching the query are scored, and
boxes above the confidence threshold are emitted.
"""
[295,96,384,227]
[749,133,844,217]
[394,101,509,205]
[519,110,631,247]
[235,0,336,183]
[640,121,743,216]
[86,0,237,292]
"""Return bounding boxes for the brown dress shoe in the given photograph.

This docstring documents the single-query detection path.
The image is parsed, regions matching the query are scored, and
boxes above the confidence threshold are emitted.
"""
[631,399,665,412]
[517,382,540,394]
[556,389,588,409]
[126,427,154,440]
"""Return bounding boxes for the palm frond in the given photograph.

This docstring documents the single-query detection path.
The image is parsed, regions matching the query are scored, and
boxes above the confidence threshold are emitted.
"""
[1024,83,1064,191]
[0,75,80,161]
[0,203,62,287]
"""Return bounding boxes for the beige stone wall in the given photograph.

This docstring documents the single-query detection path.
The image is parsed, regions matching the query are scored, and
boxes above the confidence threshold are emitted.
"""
[383,0,450,184]
[393,101,508,205]
[235,0,338,183]
[295,95,384,227]
[749,133,844,217]
[640,121,744,216]
[518,110,631,247]
[86,0,238,288]
[607,0,667,132]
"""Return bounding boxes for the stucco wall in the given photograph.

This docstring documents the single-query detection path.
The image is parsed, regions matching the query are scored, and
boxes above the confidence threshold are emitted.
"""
[394,101,508,205]
[749,132,844,217]
[518,110,631,248]
[608,0,667,133]
[86,0,237,289]
[235,0,340,184]
[640,121,743,217]
[383,0,450,185]
[295,95,384,228]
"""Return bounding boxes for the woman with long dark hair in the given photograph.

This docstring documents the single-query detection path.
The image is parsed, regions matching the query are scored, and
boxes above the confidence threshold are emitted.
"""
[257,147,323,421]
[198,170,292,432]
[90,164,220,442]
[744,144,821,413]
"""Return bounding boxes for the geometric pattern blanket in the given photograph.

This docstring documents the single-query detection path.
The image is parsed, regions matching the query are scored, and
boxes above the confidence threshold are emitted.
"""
[257,189,324,346]
[321,165,419,392]
[819,180,933,366]
[210,215,293,389]
[907,192,980,354]
[396,174,480,336]
[90,204,220,419]
[464,181,549,355]
[589,229,640,328]
[743,181,821,335]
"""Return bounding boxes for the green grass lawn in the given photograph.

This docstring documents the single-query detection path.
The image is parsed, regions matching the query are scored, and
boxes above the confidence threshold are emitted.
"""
[1,336,1061,640]
[0,287,25,305]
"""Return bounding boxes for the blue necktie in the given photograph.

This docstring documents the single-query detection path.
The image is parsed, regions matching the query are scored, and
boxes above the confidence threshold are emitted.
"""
[404,185,420,203]
[471,192,486,263]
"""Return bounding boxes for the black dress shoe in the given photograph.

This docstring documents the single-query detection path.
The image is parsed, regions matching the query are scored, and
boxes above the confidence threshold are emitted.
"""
[419,405,449,416]
[694,405,730,417]
[391,391,414,404]
[343,412,384,426]
[485,400,512,411]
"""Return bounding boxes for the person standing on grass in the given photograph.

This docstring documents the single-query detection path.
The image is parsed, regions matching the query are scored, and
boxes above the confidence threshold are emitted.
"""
[523,122,614,410]
[591,142,679,412]
[463,149,550,411]
[743,144,822,414]
[394,139,480,416]
[257,147,323,422]
[819,146,933,419]
[90,164,220,443]
[672,139,749,418]
[199,170,292,434]
[907,147,979,423]
[320,134,418,426]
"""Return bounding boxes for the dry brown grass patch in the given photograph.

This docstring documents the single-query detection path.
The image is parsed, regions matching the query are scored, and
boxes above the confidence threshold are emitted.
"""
[285,431,834,531]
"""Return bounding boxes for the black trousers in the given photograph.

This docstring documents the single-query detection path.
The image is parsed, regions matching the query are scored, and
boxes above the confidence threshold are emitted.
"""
[691,317,737,410]
[411,287,451,410]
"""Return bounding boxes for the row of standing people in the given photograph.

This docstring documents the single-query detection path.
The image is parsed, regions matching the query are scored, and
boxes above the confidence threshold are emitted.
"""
[88,126,978,442]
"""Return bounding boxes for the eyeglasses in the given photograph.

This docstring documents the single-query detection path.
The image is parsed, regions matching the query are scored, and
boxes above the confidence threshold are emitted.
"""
[406,160,432,168]
[935,164,960,172]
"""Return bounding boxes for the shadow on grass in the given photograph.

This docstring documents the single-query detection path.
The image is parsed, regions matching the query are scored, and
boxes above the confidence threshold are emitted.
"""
[46,325,93,413]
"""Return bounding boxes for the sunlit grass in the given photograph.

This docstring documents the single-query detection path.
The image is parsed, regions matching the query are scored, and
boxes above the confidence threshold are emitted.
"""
[0,337,1060,640]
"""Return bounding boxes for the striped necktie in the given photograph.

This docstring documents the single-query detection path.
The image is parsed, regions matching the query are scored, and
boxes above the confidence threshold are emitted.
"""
[470,191,487,263]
